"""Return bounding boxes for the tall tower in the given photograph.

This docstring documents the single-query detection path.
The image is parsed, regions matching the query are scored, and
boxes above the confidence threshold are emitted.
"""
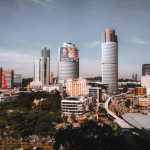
[34,59,41,82]
[58,42,79,86]
[41,47,50,85]
[102,28,118,94]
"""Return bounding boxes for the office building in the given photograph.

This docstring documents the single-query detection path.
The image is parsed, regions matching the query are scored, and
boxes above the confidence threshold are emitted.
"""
[41,47,50,85]
[102,28,118,94]
[142,64,150,76]
[13,74,22,87]
[34,59,41,82]
[66,77,87,97]
[61,96,95,116]
[0,68,14,89]
[30,47,50,89]
[58,42,79,86]
[89,87,102,99]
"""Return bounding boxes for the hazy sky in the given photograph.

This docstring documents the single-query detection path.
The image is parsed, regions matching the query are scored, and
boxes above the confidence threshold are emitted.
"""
[0,0,150,78]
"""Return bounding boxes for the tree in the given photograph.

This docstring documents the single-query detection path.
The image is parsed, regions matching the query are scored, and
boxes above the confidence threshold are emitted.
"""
[125,99,131,108]
[123,86,128,93]
[54,120,126,150]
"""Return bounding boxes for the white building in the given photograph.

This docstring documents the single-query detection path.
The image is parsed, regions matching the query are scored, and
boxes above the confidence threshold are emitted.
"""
[141,75,150,87]
[61,96,95,116]
[43,85,63,93]
[66,77,88,97]
[102,28,118,94]
[30,81,42,90]
[34,59,41,82]
[31,47,50,89]
[146,85,150,96]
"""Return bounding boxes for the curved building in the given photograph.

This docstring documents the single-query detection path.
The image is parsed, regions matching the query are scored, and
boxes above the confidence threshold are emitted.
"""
[142,64,150,76]
[58,43,79,86]
[102,28,118,93]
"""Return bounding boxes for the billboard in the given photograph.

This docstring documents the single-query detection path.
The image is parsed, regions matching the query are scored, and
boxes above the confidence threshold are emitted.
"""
[60,47,78,59]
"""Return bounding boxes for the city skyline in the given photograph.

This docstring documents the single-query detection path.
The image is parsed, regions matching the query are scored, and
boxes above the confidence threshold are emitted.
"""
[0,0,150,78]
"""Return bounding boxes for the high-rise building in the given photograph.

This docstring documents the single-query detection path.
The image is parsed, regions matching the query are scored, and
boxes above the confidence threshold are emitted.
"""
[58,42,79,86]
[66,77,87,97]
[13,74,22,87]
[0,68,14,89]
[142,64,150,76]
[102,28,118,94]
[30,47,50,89]
[41,47,50,85]
[34,59,41,82]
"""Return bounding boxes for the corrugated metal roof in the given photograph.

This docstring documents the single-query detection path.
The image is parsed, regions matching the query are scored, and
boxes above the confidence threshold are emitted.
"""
[122,113,150,130]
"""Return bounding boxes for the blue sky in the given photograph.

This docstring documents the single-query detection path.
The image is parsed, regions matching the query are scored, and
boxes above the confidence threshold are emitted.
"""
[0,0,150,78]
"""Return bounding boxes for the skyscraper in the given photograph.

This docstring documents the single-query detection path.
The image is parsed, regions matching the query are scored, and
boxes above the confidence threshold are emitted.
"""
[102,28,118,94]
[41,47,50,85]
[31,47,50,89]
[34,59,41,82]
[58,42,79,86]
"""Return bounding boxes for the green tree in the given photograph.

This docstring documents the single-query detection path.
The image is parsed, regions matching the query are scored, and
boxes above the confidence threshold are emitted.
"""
[54,121,126,150]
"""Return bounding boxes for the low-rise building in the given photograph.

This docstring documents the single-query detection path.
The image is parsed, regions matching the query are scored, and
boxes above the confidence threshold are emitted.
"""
[43,85,63,93]
[30,81,42,90]
[61,96,95,116]
[135,87,146,96]
[0,93,17,103]
[134,97,150,107]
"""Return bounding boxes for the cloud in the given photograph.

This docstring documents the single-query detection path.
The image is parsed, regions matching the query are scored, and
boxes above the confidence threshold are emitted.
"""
[30,0,54,8]
[128,37,150,45]
[0,49,35,64]
[19,40,54,49]
[0,48,36,77]
[83,41,100,48]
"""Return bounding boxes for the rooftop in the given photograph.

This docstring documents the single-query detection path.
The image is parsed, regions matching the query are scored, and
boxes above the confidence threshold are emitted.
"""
[122,113,150,130]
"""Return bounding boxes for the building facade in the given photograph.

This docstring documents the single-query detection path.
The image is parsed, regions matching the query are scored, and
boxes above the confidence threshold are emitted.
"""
[41,47,50,85]
[102,28,118,94]
[141,75,150,87]
[58,42,79,86]
[13,74,22,87]
[142,64,150,76]
[66,77,87,97]
[89,87,102,100]
[34,59,41,82]
[61,96,91,116]
[0,68,14,89]
[135,87,146,96]
[31,47,50,89]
